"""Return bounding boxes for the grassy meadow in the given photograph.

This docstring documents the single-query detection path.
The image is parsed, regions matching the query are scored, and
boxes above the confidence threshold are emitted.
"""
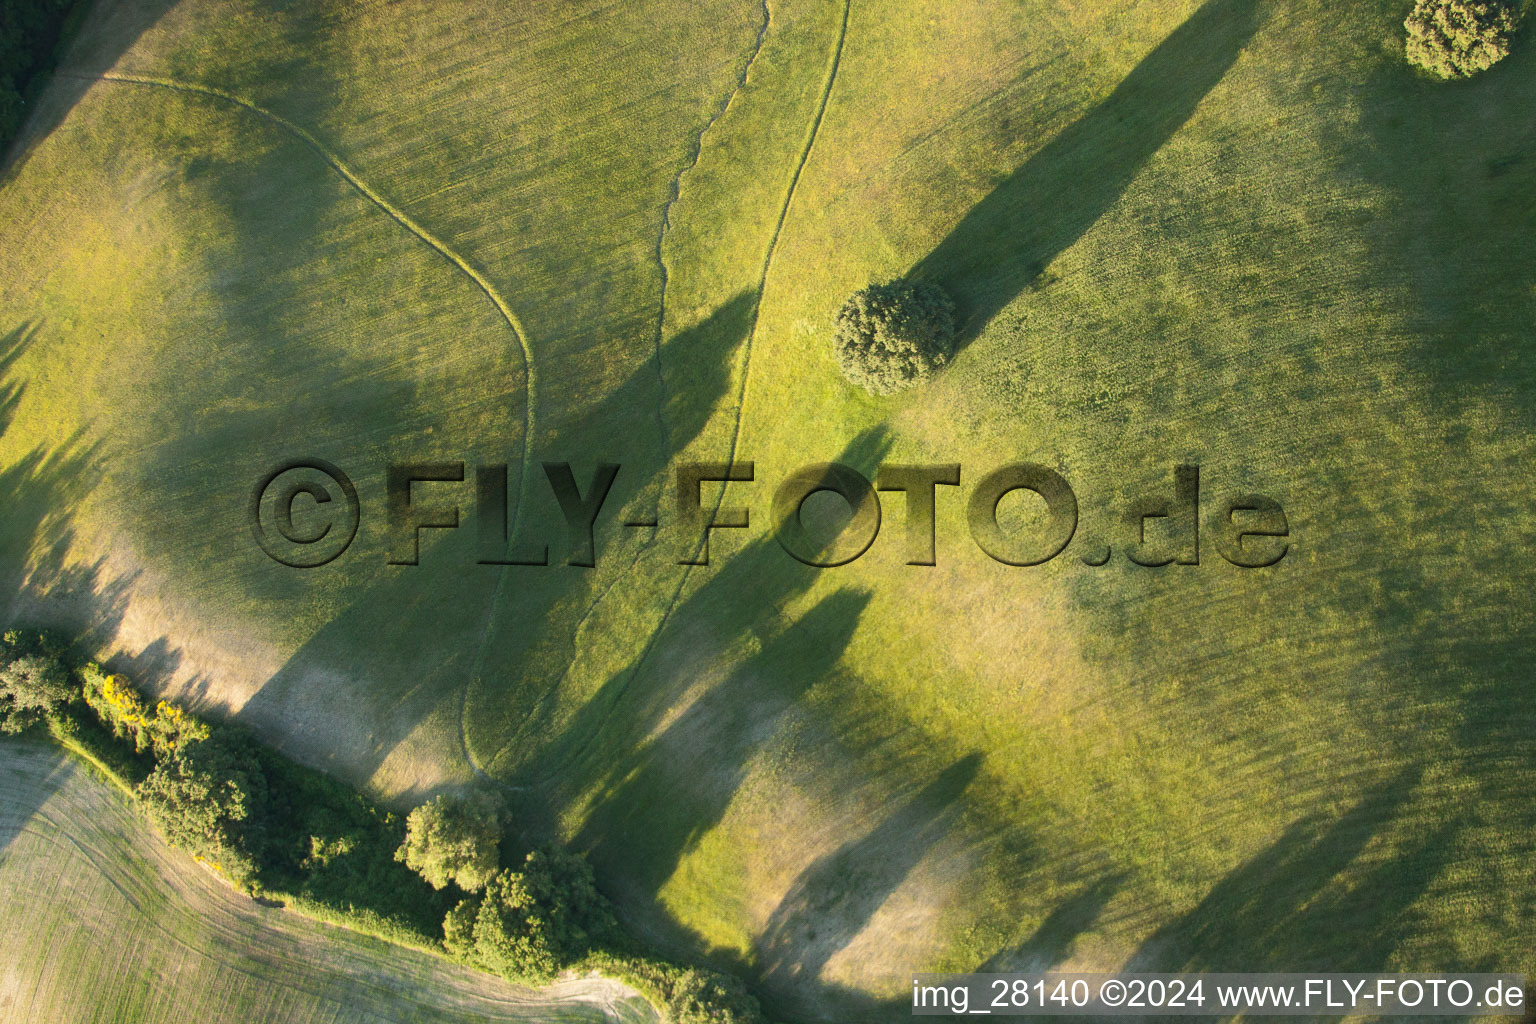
[0,0,1533,1019]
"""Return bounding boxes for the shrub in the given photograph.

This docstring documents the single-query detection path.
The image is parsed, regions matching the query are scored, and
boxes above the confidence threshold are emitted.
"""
[258,751,455,944]
[455,847,615,984]
[0,630,74,733]
[664,968,764,1024]
[1405,0,1520,78]
[832,280,957,394]
[80,662,208,758]
[395,793,503,892]
[442,897,480,959]
[137,728,269,888]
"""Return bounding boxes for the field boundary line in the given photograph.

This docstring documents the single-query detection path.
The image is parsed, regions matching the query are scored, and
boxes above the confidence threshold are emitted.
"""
[543,0,852,777]
[64,69,538,782]
[487,0,783,771]
[651,0,773,446]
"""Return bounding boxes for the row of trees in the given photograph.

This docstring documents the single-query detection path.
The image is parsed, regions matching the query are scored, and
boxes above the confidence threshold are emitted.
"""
[393,793,762,1022]
[1,630,764,1023]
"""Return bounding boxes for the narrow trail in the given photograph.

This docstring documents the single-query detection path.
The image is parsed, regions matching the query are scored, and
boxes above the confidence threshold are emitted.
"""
[63,70,539,783]
[488,0,779,772]
[538,0,854,780]
[650,0,774,446]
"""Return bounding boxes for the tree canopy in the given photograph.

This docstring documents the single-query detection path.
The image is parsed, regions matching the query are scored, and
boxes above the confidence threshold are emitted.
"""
[0,630,72,733]
[395,793,503,892]
[137,729,269,886]
[443,847,614,984]
[1405,0,1519,78]
[832,280,957,394]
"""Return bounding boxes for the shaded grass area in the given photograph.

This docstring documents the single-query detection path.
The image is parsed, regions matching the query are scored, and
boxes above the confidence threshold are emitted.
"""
[908,0,1266,343]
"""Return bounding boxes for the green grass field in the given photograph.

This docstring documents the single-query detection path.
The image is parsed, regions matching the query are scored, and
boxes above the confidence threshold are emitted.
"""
[1,0,1534,1018]
[0,738,657,1023]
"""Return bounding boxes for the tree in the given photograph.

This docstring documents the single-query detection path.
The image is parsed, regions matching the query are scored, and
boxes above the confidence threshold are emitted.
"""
[0,653,71,732]
[80,662,208,758]
[0,630,73,733]
[1405,0,1519,79]
[664,968,764,1024]
[395,793,502,892]
[137,729,268,886]
[453,847,614,983]
[832,280,957,394]
[442,896,480,959]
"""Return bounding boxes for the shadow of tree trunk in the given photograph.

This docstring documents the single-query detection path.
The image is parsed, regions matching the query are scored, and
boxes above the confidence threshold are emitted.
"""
[907,0,1267,344]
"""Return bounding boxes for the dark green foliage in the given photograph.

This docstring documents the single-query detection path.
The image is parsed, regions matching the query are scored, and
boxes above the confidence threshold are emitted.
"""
[48,704,156,785]
[0,629,74,733]
[0,0,89,156]
[442,897,479,959]
[137,728,268,887]
[395,793,503,892]
[1405,0,1519,78]
[10,626,762,1010]
[662,968,764,1024]
[255,748,455,944]
[453,847,615,984]
[832,280,957,394]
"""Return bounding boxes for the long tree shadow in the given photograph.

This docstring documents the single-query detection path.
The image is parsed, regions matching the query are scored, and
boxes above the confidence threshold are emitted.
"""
[1300,9,1536,974]
[907,0,1266,343]
[0,0,180,185]
[507,424,892,797]
[573,587,874,899]
[1129,766,1461,973]
[458,291,762,772]
[236,292,756,793]
[1342,20,1536,430]
[756,753,981,1000]
[975,874,1124,972]
[480,427,892,994]
[0,324,129,643]
[0,322,141,859]
[86,27,757,796]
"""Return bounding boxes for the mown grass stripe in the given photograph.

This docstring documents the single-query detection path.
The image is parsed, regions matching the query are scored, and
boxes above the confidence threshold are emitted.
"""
[65,68,537,536]
[549,0,853,774]
[65,69,541,783]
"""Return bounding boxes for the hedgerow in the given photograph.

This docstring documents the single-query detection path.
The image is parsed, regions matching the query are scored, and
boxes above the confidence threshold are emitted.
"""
[2,627,765,1023]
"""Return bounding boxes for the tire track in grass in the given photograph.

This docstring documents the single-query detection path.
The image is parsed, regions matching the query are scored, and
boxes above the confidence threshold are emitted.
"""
[488,0,778,772]
[546,0,853,778]
[650,0,773,446]
[61,70,539,783]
